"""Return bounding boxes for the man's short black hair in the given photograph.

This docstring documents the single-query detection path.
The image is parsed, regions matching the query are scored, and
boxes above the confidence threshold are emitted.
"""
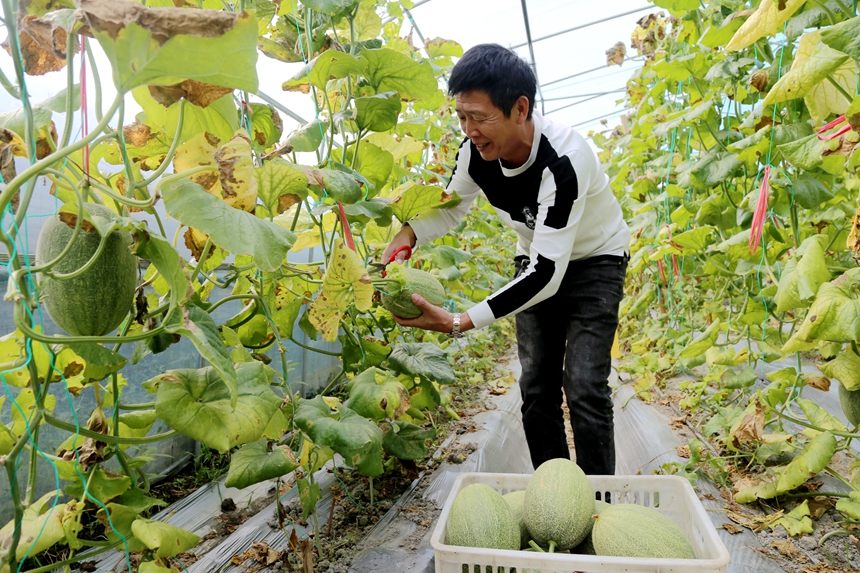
[448,44,537,120]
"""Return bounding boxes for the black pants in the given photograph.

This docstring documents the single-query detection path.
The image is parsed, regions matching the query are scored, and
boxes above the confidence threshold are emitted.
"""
[515,254,627,475]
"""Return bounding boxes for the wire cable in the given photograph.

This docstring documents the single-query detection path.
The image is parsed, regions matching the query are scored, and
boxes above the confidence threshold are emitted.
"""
[570,107,631,128]
[509,5,655,49]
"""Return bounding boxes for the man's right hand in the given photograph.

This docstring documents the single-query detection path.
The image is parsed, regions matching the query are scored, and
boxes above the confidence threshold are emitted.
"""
[381,224,417,264]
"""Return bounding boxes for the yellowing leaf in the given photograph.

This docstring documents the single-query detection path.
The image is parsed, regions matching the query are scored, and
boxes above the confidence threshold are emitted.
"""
[285,211,337,252]
[173,130,258,212]
[764,31,856,123]
[308,240,374,342]
[726,0,806,52]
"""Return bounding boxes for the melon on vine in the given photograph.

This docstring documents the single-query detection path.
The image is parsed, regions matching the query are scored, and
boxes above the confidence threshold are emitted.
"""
[36,203,138,337]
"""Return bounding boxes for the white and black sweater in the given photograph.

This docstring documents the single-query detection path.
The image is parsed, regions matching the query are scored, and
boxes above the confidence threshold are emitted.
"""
[408,112,630,330]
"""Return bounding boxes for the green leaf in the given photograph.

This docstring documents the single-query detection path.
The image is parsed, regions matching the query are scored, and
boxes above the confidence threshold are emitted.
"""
[346,367,409,422]
[342,198,393,222]
[154,362,281,452]
[361,49,438,101]
[777,133,827,171]
[690,151,741,188]
[67,343,127,382]
[88,8,258,93]
[249,103,282,148]
[162,179,295,272]
[224,439,300,489]
[726,0,807,52]
[819,350,860,391]
[297,477,322,520]
[796,398,847,436]
[286,120,329,153]
[0,492,67,562]
[776,431,837,493]
[116,489,166,515]
[700,19,744,49]
[300,0,359,15]
[679,321,721,359]
[652,0,698,10]
[254,159,309,215]
[770,500,814,536]
[382,420,435,460]
[293,396,384,476]
[388,342,456,385]
[0,106,51,138]
[284,50,366,90]
[791,172,835,209]
[334,141,394,195]
[355,92,402,132]
[165,305,237,406]
[820,15,860,62]
[139,562,173,573]
[775,235,831,312]
[65,470,130,505]
[130,519,200,559]
[322,168,365,203]
[391,185,461,223]
[37,84,80,113]
[836,498,860,520]
[670,226,716,254]
[133,231,191,308]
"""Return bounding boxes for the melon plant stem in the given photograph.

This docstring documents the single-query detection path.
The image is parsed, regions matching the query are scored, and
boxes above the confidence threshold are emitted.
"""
[59,32,77,149]
[0,92,123,216]
[1,408,42,573]
[43,414,178,444]
[134,99,186,190]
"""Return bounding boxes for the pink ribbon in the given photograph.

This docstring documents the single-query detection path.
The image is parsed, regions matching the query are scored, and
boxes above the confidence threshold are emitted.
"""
[748,166,771,255]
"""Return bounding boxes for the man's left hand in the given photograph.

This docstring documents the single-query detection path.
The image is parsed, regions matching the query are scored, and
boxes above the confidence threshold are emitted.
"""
[392,294,467,334]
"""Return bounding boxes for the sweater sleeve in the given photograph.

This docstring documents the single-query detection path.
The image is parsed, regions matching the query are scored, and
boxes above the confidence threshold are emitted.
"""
[466,149,594,330]
[406,139,481,245]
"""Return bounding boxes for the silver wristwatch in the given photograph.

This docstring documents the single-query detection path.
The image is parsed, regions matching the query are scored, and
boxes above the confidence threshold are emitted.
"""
[450,313,463,338]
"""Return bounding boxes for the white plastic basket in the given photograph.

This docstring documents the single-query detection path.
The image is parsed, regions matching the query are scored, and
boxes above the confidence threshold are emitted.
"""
[430,472,731,573]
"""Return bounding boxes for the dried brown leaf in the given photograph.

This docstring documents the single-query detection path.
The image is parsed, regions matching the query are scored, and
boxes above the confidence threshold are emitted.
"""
[771,539,809,562]
[732,398,764,447]
[806,375,831,392]
[2,15,68,76]
[722,522,744,534]
[75,0,239,44]
[807,496,835,519]
[675,445,691,458]
[58,212,96,232]
[148,80,233,108]
[605,41,626,66]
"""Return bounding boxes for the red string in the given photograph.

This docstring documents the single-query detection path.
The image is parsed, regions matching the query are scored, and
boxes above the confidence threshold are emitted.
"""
[748,165,771,255]
[817,115,850,141]
[665,224,680,278]
[79,36,89,178]
[337,202,356,252]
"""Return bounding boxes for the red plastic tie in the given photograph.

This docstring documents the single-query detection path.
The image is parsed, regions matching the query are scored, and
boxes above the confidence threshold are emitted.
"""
[336,202,356,253]
[817,115,850,141]
[666,225,680,278]
[748,165,771,255]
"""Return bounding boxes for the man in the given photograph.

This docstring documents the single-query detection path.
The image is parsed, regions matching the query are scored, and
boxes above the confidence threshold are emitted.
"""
[381,44,630,475]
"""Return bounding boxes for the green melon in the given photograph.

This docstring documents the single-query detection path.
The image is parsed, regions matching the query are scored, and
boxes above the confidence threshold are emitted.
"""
[446,483,519,550]
[36,204,138,337]
[591,503,696,559]
[571,499,610,555]
[378,264,446,318]
[523,458,594,552]
[838,381,860,427]
[502,490,529,549]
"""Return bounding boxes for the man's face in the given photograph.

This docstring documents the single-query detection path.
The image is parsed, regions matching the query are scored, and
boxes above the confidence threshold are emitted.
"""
[454,89,524,163]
